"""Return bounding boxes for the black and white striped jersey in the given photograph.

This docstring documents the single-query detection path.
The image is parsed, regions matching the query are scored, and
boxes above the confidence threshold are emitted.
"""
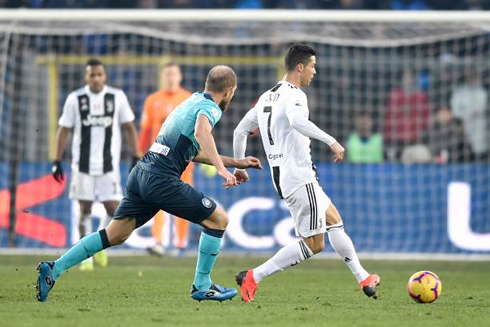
[239,81,319,198]
[59,85,135,176]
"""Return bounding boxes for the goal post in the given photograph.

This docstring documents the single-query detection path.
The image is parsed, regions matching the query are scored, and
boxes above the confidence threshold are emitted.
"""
[0,9,489,259]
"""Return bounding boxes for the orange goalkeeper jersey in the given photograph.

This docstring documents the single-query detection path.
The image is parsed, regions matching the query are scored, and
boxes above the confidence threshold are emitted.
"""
[139,88,193,182]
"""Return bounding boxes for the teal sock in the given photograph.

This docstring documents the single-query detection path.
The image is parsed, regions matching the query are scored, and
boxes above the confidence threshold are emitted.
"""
[52,231,106,280]
[193,231,223,291]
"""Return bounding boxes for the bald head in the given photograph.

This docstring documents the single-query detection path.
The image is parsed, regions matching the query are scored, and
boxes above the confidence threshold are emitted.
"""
[204,65,237,93]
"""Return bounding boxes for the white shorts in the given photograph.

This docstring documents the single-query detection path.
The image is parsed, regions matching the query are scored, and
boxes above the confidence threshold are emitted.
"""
[69,170,123,202]
[284,182,331,238]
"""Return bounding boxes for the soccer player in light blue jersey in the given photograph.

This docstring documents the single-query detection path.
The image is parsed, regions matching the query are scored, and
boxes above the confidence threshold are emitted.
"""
[36,65,263,303]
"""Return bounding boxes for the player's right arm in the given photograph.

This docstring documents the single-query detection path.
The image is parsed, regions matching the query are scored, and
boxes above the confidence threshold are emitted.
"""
[52,93,76,183]
[232,107,259,183]
[194,114,238,189]
[286,97,345,163]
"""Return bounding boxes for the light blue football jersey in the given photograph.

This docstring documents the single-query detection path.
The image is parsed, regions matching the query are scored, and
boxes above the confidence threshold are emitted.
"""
[142,92,222,176]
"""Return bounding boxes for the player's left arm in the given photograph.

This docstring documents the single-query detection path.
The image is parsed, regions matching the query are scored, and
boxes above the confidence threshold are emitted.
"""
[286,101,344,163]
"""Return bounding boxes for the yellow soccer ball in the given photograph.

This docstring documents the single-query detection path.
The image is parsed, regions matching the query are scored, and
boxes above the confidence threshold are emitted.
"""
[407,271,442,303]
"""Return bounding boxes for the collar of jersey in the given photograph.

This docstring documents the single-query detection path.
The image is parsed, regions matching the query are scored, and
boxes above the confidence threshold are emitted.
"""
[85,85,107,96]
[201,92,213,101]
[278,80,298,88]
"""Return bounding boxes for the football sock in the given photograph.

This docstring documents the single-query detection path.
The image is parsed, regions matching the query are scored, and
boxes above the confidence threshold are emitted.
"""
[253,240,313,283]
[193,229,224,291]
[78,212,91,237]
[52,229,110,280]
[327,224,369,283]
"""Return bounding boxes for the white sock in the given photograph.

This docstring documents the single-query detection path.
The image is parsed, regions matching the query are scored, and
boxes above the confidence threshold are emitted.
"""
[253,240,313,283]
[327,224,369,283]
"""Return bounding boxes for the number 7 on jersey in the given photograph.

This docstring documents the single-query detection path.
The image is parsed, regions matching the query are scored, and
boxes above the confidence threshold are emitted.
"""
[264,106,274,145]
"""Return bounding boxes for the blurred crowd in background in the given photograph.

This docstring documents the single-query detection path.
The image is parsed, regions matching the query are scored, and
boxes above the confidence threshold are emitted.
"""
[1,0,490,10]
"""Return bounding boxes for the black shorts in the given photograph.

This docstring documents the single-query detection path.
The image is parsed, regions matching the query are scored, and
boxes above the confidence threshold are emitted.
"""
[113,165,217,228]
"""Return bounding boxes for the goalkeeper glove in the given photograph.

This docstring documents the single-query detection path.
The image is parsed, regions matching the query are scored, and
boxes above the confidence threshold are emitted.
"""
[52,160,64,183]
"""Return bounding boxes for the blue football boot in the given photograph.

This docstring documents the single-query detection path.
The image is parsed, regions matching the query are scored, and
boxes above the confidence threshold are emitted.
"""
[36,261,56,302]
[190,283,237,302]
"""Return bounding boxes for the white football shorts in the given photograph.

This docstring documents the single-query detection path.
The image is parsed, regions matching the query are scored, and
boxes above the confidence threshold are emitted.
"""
[284,182,331,238]
[69,170,123,202]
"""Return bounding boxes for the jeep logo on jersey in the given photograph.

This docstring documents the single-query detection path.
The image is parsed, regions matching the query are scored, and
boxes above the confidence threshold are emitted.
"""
[82,115,113,127]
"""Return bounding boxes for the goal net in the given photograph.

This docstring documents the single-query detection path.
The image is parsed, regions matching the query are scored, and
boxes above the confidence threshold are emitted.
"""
[0,10,489,257]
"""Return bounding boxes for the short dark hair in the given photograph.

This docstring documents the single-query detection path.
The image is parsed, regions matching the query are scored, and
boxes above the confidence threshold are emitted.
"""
[284,44,316,72]
[205,65,237,93]
[86,58,103,67]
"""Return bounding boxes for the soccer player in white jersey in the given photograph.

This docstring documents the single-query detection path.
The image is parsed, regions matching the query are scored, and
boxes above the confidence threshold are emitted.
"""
[52,58,139,271]
[233,44,380,302]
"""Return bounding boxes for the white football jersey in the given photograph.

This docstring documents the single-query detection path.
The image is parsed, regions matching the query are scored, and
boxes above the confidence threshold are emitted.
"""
[247,81,318,198]
[59,85,135,176]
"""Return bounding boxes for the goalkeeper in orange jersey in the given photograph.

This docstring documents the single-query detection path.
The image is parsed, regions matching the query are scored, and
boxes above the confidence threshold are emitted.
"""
[139,63,193,256]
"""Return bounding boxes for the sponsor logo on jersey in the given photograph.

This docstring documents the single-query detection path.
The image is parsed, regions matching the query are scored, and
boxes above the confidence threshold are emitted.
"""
[268,153,284,160]
[149,143,170,156]
[82,115,113,127]
[202,197,213,208]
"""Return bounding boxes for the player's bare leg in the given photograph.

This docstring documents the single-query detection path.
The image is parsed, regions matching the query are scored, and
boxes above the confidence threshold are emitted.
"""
[190,206,237,302]
[325,203,380,298]
[78,200,94,272]
[36,218,136,302]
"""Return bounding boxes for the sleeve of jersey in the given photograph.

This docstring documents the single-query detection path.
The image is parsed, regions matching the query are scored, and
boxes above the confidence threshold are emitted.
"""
[233,107,259,159]
[197,105,222,128]
[286,99,337,146]
[58,93,76,128]
[118,92,135,124]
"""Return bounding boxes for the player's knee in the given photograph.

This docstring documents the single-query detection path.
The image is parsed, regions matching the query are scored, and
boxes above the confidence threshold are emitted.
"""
[215,211,229,230]
[80,206,92,215]
[106,219,135,246]
[109,230,130,246]
[310,242,325,254]
[325,204,343,226]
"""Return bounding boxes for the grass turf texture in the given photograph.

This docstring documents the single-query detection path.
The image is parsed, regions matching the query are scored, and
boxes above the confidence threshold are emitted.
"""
[1,255,489,327]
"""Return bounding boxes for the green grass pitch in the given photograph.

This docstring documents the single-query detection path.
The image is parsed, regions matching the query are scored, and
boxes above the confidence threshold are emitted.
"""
[1,255,489,327]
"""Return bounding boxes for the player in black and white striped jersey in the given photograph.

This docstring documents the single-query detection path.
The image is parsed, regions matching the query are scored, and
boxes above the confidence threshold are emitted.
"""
[52,58,138,271]
[233,44,380,302]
